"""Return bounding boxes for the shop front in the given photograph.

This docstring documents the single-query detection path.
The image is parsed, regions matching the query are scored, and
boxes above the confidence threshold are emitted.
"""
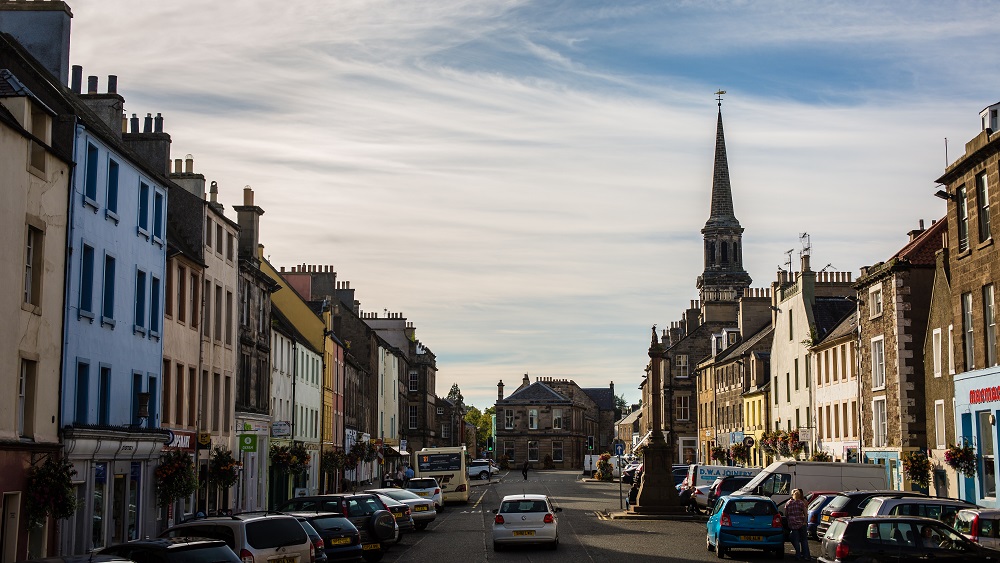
[237,417,270,511]
[954,368,1000,507]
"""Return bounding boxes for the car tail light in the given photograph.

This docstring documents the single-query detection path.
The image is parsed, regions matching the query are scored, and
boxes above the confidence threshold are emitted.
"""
[772,514,783,528]
[829,511,848,518]
[809,513,818,524]
[456,484,467,492]
[720,514,732,527]
[239,549,254,563]
[309,542,316,563]
[544,514,554,524]
[495,515,505,524]
[971,514,981,542]
[434,488,441,495]
[835,542,849,559]
[693,488,704,496]
[314,539,324,551]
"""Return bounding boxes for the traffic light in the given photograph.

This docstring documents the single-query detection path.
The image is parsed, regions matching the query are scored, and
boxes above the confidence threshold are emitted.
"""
[487,436,494,452]
[587,436,594,450]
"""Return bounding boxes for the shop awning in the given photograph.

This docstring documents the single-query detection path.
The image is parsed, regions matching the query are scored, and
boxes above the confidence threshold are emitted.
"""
[383,446,409,457]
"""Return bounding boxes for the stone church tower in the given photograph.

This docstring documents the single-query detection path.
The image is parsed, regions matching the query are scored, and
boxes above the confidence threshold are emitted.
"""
[696,99,752,302]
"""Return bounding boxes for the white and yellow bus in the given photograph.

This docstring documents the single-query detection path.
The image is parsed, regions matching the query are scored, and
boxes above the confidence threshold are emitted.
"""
[414,446,469,504]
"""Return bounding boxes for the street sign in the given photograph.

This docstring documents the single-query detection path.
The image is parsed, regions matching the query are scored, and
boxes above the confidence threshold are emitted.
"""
[614,442,625,457]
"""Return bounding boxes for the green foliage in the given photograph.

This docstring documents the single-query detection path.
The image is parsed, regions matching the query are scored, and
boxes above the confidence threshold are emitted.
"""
[465,406,494,454]
[209,446,240,489]
[615,394,629,414]
[903,450,931,488]
[25,456,77,528]
[446,383,465,412]
[595,452,614,481]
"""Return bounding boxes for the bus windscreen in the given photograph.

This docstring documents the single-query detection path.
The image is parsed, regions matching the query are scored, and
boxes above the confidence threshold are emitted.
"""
[418,453,461,472]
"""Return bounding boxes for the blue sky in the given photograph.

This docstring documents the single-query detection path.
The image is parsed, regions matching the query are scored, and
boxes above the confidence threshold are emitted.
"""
[69,1,1000,410]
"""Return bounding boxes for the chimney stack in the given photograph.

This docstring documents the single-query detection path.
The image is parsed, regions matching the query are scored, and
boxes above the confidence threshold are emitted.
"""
[234,185,264,262]
[498,380,504,401]
[107,75,118,94]
[71,65,82,93]
[0,1,74,85]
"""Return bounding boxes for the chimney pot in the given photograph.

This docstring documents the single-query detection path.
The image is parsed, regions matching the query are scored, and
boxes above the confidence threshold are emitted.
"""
[210,180,219,203]
[107,75,117,94]
[71,65,82,93]
[243,186,254,206]
[185,154,193,173]
[130,113,140,133]
[154,112,163,133]
[143,113,153,133]
[174,158,182,173]
[87,75,98,94]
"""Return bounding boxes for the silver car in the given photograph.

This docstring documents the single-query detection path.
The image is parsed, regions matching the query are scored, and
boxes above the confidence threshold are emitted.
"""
[366,488,437,531]
[491,494,561,551]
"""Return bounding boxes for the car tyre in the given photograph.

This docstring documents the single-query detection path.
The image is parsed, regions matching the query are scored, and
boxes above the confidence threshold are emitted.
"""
[716,543,726,559]
[706,535,714,552]
[773,547,784,559]
[479,471,489,480]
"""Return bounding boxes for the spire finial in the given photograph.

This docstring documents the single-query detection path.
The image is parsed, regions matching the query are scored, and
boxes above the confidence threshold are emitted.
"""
[715,89,726,108]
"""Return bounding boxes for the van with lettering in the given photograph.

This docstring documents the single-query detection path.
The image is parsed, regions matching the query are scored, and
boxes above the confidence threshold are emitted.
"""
[684,464,762,489]
[734,460,887,506]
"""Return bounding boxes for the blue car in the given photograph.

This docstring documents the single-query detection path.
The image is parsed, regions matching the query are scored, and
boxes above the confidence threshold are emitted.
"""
[806,494,837,540]
[706,495,785,559]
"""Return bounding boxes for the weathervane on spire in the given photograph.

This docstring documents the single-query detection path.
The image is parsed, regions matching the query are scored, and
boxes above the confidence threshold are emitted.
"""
[715,89,726,108]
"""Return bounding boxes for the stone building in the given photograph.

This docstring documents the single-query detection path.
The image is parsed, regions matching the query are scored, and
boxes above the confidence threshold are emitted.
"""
[933,102,1000,505]
[494,375,616,469]
[856,219,940,489]
[770,256,855,458]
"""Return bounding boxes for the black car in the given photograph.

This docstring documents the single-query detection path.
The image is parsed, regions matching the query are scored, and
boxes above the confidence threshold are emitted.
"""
[279,494,396,562]
[816,489,927,539]
[296,517,330,563]
[818,515,1000,562]
[296,513,364,562]
[99,538,241,563]
[707,475,754,507]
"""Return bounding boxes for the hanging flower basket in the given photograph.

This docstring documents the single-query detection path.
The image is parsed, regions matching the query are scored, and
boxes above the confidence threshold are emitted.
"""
[271,443,311,475]
[785,430,805,458]
[730,442,751,465]
[209,446,240,489]
[945,442,978,477]
[321,449,347,475]
[760,431,781,455]
[155,450,198,508]
[24,456,77,529]
[710,446,730,462]
[902,450,932,488]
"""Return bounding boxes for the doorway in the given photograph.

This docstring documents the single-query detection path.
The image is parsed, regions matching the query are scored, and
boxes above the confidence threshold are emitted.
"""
[1,492,20,563]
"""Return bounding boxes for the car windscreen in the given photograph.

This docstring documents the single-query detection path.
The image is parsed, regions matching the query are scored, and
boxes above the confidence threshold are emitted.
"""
[245,518,308,549]
[807,495,830,511]
[408,479,437,488]
[379,489,422,501]
[723,500,777,516]
[167,544,241,563]
[308,516,358,533]
[824,495,851,512]
[500,500,549,513]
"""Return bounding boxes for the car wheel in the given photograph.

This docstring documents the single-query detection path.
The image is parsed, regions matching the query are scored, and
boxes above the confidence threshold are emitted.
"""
[369,510,396,542]
[415,522,427,531]
[716,543,726,559]
[773,547,784,559]
[479,471,489,480]
[706,535,714,552]
[549,538,558,550]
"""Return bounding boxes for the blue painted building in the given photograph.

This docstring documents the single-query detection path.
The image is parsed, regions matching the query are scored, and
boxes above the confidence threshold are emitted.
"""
[58,77,169,551]
[954,368,1000,508]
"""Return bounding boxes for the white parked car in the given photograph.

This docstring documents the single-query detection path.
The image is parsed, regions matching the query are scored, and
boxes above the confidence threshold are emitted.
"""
[491,494,561,551]
[468,460,500,480]
[406,477,443,511]
[366,488,437,530]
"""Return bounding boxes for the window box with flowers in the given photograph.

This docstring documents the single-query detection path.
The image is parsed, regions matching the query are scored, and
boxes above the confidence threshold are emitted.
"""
[945,442,978,477]
[155,450,198,507]
[24,456,78,529]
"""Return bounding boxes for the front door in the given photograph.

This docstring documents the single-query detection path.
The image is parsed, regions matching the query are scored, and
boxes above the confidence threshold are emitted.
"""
[2,492,21,563]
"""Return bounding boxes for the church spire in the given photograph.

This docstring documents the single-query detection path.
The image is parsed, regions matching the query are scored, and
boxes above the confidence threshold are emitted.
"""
[697,91,752,301]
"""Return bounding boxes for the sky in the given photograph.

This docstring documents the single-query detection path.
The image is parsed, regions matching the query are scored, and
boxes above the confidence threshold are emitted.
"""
[67,1,1000,411]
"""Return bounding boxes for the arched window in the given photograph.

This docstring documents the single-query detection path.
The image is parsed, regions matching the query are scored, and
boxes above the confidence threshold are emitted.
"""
[721,241,729,264]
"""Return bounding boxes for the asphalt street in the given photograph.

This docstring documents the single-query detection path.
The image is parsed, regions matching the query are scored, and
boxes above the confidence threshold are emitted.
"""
[381,470,821,563]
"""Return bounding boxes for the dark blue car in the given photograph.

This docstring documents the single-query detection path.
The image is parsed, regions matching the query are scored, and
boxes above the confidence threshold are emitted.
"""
[706,495,785,559]
[807,494,837,540]
[293,513,364,562]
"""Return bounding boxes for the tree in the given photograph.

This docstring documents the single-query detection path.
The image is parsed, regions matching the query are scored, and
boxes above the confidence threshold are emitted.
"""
[446,383,465,412]
[615,393,629,414]
[465,406,494,454]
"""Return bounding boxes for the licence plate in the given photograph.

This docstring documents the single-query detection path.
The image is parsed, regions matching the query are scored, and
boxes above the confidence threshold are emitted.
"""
[269,558,296,563]
[414,505,429,511]
[416,492,428,496]
[512,530,535,537]
[328,538,351,546]
[740,536,763,541]
[362,544,380,551]
[822,515,830,522]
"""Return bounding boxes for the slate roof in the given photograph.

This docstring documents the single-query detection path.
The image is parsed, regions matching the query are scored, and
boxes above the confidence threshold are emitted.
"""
[271,306,322,356]
[582,387,616,410]
[816,309,857,347]
[812,297,856,343]
[617,408,641,425]
[503,382,571,404]
[716,324,774,363]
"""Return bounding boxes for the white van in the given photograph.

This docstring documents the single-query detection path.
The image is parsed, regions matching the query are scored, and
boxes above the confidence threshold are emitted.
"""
[734,461,887,506]
[684,464,763,488]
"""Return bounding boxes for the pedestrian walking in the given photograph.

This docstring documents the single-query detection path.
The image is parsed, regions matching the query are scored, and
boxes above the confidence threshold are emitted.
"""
[521,460,530,480]
[785,488,810,560]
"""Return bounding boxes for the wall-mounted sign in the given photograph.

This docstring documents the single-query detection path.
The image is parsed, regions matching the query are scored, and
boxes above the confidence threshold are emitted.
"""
[272,421,292,437]
[239,434,258,453]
